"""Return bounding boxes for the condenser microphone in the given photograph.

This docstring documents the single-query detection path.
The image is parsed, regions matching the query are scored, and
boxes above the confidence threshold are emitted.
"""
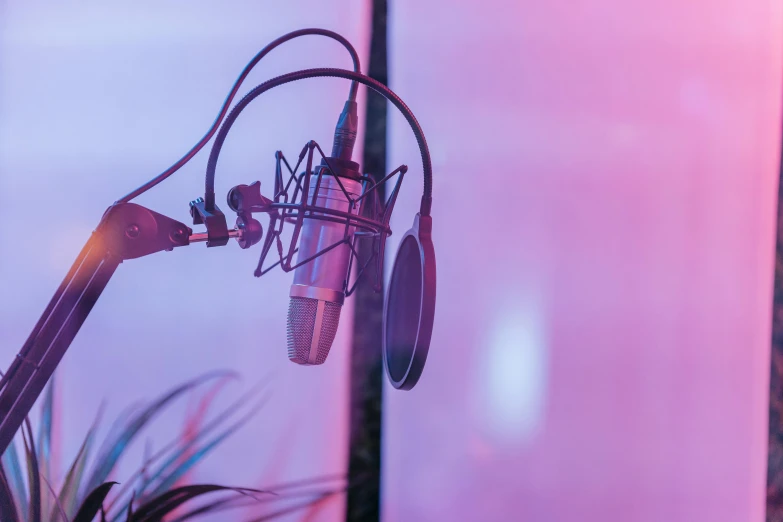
[286,101,360,365]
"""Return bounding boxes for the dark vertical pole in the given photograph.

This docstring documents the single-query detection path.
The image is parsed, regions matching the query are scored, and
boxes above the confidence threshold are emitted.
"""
[768,116,783,520]
[347,0,387,521]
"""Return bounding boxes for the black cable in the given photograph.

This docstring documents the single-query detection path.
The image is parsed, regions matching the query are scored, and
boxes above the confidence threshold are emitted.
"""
[117,29,361,203]
[204,68,433,216]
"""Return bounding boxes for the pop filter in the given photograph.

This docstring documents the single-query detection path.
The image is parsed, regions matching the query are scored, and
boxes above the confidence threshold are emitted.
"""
[383,213,436,390]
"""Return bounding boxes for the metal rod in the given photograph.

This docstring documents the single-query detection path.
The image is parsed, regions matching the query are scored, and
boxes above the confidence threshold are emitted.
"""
[189,228,242,243]
[0,237,120,454]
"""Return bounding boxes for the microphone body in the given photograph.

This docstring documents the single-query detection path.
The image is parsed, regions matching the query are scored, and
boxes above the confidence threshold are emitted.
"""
[287,170,362,365]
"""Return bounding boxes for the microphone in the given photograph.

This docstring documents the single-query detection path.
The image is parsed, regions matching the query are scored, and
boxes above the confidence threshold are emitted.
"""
[287,101,360,365]
[211,61,435,387]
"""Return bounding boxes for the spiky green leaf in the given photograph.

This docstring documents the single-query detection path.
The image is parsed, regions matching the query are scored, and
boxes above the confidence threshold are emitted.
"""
[142,398,264,502]
[3,439,28,520]
[37,379,55,521]
[39,469,68,522]
[0,462,21,522]
[53,406,102,522]
[106,376,256,515]
[82,371,234,496]
[72,483,116,522]
[128,485,264,522]
[23,420,41,522]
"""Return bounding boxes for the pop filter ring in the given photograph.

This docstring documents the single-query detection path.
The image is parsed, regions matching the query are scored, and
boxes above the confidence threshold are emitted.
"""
[205,68,436,390]
[383,213,435,390]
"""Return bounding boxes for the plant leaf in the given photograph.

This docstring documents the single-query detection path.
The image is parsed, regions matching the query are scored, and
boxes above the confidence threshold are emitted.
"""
[167,483,347,522]
[165,474,350,522]
[166,494,245,522]
[0,461,21,522]
[39,470,69,522]
[72,483,116,522]
[22,420,41,522]
[37,378,55,521]
[166,374,234,490]
[82,371,235,496]
[2,439,29,520]
[129,485,265,522]
[241,491,338,522]
[142,397,266,501]
[124,492,134,522]
[105,377,259,516]
[132,476,347,522]
[55,406,103,521]
[100,402,142,454]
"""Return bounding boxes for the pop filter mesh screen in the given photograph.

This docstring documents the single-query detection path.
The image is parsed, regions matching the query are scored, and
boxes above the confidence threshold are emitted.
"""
[385,235,422,382]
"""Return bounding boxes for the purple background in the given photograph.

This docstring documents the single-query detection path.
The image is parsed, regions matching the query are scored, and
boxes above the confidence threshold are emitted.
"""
[0,2,370,521]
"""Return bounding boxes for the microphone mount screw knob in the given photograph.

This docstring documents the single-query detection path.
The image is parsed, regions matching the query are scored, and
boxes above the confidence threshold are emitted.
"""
[125,224,140,239]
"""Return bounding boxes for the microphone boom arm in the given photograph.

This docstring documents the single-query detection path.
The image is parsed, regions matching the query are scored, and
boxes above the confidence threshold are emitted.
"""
[0,58,437,455]
[0,202,209,455]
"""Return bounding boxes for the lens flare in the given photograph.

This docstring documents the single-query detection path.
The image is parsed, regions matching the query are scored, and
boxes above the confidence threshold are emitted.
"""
[476,299,547,446]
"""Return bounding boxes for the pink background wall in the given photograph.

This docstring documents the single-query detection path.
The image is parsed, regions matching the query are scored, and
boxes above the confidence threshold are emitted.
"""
[383,1,782,521]
[0,2,370,520]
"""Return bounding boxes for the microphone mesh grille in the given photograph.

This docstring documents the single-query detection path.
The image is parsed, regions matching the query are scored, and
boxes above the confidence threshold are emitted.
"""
[287,297,316,363]
[287,297,342,365]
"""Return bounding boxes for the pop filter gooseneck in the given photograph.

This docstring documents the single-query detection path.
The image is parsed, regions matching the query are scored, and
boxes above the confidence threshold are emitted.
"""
[118,29,361,204]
